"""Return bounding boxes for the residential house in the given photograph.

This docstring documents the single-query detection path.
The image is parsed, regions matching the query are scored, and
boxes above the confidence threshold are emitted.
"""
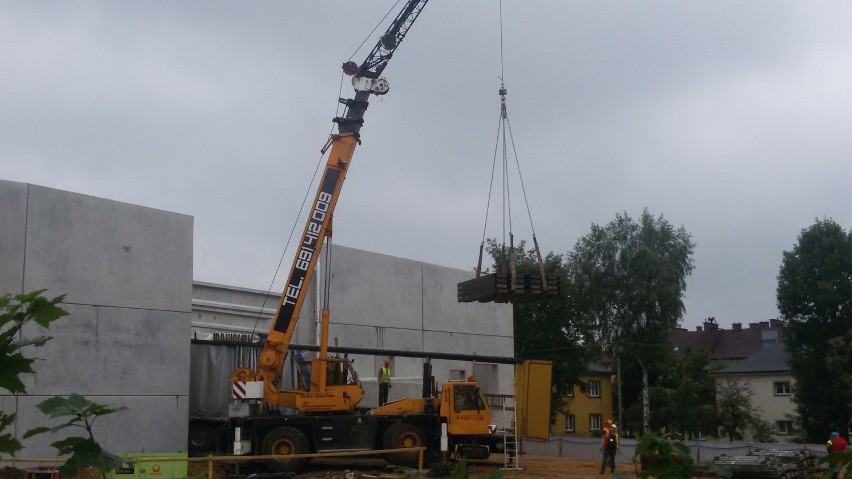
[711,343,795,442]
[552,362,614,437]
[672,317,796,442]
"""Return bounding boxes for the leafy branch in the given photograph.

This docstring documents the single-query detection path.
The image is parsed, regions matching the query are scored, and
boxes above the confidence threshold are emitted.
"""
[633,433,731,479]
[0,290,68,456]
[24,395,128,478]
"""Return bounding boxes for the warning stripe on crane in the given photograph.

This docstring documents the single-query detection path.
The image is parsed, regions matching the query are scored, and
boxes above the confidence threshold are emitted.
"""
[232,381,247,399]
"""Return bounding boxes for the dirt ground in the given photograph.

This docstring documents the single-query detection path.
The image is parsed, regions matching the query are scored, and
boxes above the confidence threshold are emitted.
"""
[2,455,635,479]
[468,455,633,478]
[184,455,635,479]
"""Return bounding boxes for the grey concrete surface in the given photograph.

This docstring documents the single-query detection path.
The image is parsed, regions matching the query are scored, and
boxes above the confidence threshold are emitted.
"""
[0,180,27,293]
[21,304,190,396]
[0,180,193,458]
[15,394,189,456]
[22,185,193,311]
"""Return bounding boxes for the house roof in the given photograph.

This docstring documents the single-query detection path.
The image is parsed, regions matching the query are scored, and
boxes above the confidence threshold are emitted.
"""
[670,318,784,361]
[587,361,614,374]
[712,343,790,374]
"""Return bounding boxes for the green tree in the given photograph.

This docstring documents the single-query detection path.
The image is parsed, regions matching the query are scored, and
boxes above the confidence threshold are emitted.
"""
[716,378,761,441]
[777,218,852,442]
[566,209,695,431]
[485,239,595,419]
[0,290,68,455]
[651,348,716,439]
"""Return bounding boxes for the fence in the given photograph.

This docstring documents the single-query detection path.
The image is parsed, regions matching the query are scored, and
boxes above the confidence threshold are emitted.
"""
[521,435,826,465]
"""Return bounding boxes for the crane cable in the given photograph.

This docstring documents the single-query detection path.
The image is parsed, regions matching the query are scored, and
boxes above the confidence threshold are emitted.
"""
[476,0,547,283]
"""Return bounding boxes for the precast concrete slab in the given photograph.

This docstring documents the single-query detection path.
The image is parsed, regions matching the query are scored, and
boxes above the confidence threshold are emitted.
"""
[1,181,193,456]
[422,263,513,337]
[23,184,192,311]
[323,246,424,329]
[14,394,190,457]
[21,303,190,396]
[0,180,27,293]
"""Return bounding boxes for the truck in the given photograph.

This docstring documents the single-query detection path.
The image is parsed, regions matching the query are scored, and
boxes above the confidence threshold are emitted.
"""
[189,1,533,472]
[188,336,542,470]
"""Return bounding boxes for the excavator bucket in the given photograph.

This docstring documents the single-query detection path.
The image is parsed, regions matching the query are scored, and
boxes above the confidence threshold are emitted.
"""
[457,272,560,304]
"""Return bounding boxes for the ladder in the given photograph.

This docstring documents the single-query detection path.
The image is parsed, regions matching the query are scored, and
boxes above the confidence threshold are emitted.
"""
[502,396,522,470]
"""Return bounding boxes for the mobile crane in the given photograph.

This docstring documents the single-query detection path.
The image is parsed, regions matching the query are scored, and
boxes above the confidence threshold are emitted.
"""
[222,1,503,471]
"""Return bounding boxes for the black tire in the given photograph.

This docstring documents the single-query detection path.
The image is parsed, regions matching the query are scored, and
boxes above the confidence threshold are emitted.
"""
[188,423,216,453]
[382,422,426,468]
[260,426,311,472]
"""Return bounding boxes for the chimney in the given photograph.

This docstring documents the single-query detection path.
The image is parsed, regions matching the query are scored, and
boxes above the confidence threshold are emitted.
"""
[749,322,760,329]
[696,326,703,332]
[703,317,719,331]
[732,322,742,331]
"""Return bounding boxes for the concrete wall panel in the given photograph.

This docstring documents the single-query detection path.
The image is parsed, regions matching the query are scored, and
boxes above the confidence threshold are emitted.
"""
[327,323,378,349]
[423,330,469,354]
[325,247,423,329]
[467,334,515,358]
[422,263,512,336]
[0,180,27,293]
[2,181,193,456]
[24,185,192,311]
[15,394,189,457]
[22,304,190,396]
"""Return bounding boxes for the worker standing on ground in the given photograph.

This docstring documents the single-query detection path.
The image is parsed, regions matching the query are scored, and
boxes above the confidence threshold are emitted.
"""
[827,432,848,479]
[378,358,392,406]
[599,423,618,474]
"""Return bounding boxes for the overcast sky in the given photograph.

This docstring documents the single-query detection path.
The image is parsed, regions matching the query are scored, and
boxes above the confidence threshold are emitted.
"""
[3,1,852,330]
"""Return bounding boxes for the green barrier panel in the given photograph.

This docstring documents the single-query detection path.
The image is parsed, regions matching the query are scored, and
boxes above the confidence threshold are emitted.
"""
[107,453,188,479]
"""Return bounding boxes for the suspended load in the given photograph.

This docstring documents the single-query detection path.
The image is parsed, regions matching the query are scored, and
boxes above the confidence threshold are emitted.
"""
[458,271,560,304]
[457,82,560,304]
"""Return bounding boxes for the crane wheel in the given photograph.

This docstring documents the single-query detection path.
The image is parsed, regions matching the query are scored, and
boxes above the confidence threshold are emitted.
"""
[382,422,426,468]
[188,423,216,453]
[261,426,311,472]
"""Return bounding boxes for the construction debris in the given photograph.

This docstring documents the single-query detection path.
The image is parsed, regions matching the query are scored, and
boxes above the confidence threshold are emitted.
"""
[711,449,822,479]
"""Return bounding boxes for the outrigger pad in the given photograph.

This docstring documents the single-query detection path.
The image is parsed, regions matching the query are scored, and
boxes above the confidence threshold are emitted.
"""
[457,272,560,304]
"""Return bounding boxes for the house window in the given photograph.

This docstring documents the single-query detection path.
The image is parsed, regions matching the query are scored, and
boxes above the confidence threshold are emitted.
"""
[449,369,466,381]
[590,414,602,431]
[774,381,792,396]
[776,420,794,435]
[567,385,573,397]
[588,380,601,397]
[565,414,575,433]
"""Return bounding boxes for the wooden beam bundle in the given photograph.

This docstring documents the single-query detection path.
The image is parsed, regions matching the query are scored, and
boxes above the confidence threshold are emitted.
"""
[457,273,560,304]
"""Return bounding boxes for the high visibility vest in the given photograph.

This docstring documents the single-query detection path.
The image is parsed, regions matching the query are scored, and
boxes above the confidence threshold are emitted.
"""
[380,366,391,384]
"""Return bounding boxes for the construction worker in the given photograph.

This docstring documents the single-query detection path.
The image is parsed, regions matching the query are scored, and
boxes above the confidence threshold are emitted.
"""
[378,358,392,406]
[827,432,848,479]
[827,431,849,453]
[599,423,618,474]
